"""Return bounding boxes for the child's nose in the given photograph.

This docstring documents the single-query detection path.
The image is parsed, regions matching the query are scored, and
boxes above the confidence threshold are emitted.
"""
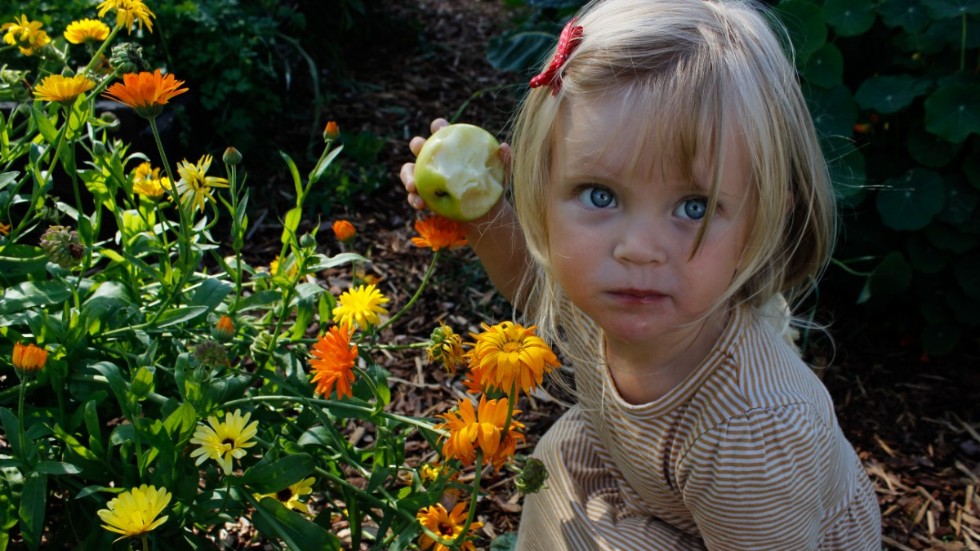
[612,216,667,265]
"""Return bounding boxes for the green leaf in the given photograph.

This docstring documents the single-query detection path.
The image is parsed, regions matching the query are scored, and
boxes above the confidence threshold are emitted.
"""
[281,207,302,245]
[243,453,315,494]
[34,461,82,476]
[189,277,233,312]
[775,0,827,63]
[823,0,876,36]
[154,306,209,329]
[251,496,339,550]
[906,233,949,273]
[878,0,929,33]
[0,408,22,459]
[0,245,48,279]
[906,125,963,168]
[805,85,857,138]
[490,533,519,551]
[854,75,931,114]
[925,84,980,143]
[236,290,282,312]
[802,43,843,88]
[30,103,58,144]
[305,253,368,272]
[0,280,72,315]
[926,223,977,253]
[279,151,303,200]
[926,0,980,18]
[920,323,961,355]
[954,250,980,300]
[938,181,978,224]
[857,251,912,304]
[487,31,556,73]
[18,472,46,551]
[309,145,344,185]
[875,169,945,230]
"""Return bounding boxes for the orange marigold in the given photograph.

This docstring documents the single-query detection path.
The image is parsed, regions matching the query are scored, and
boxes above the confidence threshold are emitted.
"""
[332,220,355,242]
[323,120,340,141]
[308,325,358,399]
[416,503,482,551]
[466,321,559,396]
[13,342,47,373]
[213,315,234,341]
[436,396,524,470]
[411,215,468,251]
[102,69,187,119]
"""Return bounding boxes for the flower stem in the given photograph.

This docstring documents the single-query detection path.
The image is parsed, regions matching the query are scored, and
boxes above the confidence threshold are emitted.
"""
[376,251,440,334]
[17,373,28,461]
[457,452,484,549]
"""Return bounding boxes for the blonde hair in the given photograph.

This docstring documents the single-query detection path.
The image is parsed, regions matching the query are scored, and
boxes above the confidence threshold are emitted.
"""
[510,0,836,352]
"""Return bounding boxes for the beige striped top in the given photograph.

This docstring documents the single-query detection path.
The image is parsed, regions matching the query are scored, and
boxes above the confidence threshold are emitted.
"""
[516,306,881,550]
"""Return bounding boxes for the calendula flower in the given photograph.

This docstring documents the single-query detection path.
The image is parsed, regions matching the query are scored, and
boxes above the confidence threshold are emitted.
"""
[436,396,525,470]
[213,315,234,341]
[12,343,47,373]
[427,322,465,374]
[332,220,355,242]
[131,162,168,199]
[254,477,315,514]
[418,463,445,485]
[332,284,390,330]
[102,69,187,119]
[2,15,50,56]
[269,255,298,279]
[97,485,171,540]
[174,155,229,212]
[97,0,155,34]
[411,215,468,251]
[64,18,110,44]
[32,74,95,104]
[323,120,340,141]
[466,321,559,395]
[40,225,84,269]
[0,221,10,236]
[193,339,228,368]
[189,409,259,474]
[416,502,483,551]
[308,325,358,399]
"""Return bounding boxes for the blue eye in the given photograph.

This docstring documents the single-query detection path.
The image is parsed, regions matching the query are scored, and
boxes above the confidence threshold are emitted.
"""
[579,186,617,208]
[676,197,707,220]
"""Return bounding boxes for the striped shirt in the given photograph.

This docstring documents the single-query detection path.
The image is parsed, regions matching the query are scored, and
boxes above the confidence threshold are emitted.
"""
[516,306,881,550]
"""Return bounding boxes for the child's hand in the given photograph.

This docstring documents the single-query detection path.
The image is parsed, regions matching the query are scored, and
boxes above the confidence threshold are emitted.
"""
[400,118,511,216]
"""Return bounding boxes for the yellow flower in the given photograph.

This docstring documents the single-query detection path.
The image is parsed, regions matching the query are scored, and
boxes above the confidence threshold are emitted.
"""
[97,0,155,34]
[411,215,468,251]
[254,477,315,514]
[332,284,390,330]
[174,155,229,212]
[2,15,51,56]
[308,325,358,399]
[64,18,110,44]
[96,485,171,540]
[427,322,465,374]
[416,502,482,551]
[436,396,524,470]
[102,69,188,119]
[466,321,559,395]
[12,342,47,373]
[189,409,259,474]
[131,162,168,199]
[33,74,95,105]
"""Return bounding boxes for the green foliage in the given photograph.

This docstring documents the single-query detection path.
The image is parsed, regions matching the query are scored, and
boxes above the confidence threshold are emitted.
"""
[488,0,980,355]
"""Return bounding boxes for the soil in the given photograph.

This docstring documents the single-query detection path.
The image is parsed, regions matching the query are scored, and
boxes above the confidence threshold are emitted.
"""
[251,0,980,549]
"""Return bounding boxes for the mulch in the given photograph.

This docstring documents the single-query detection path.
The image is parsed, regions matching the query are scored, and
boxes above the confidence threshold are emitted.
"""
[287,1,980,549]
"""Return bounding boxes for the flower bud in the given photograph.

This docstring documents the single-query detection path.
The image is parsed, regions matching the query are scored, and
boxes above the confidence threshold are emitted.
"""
[40,225,84,269]
[323,120,340,142]
[299,232,317,249]
[332,220,355,243]
[222,146,242,166]
[98,111,120,130]
[109,43,146,74]
[212,315,235,341]
[92,141,107,156]
[426,322,464,374]
[515,457,549,495]
[13,343,47,373]
[194,339,229,368]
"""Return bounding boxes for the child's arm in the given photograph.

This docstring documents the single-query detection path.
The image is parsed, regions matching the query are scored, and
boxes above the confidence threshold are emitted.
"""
[400,118,531,304]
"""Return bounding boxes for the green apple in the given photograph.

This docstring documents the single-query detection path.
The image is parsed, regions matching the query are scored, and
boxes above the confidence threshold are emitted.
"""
[414,123,505,222]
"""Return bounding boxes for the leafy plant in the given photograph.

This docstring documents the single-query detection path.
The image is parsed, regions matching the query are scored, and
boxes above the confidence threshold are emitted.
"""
[1,5,542,550]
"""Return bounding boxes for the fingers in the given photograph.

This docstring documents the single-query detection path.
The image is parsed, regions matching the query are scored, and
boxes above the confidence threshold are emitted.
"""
[399,161,426,211]
[408,118,449,157]
[430,118,449,134]
[499,142,513,186]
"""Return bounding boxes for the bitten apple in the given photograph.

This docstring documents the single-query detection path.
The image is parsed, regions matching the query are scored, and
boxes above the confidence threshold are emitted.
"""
[414,123,505,222]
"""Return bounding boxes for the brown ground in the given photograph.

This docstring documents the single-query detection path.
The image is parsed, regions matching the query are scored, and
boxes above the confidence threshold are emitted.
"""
[258,1,980,549]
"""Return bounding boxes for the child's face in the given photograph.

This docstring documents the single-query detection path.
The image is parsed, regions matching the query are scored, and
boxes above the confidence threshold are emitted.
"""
[546,95,755,355]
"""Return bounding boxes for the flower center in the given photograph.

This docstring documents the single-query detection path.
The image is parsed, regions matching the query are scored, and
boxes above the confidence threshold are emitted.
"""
[276,488,293,501]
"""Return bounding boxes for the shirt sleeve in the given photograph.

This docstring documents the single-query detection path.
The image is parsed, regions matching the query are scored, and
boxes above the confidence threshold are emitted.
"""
[675,403,836,550]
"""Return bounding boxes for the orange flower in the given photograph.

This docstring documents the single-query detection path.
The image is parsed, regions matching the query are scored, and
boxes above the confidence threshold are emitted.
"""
[436,396,524,470]
[466,321,559,396]
[416,503,482,551]
[411,215,468,251]
[213,315,234,341]
[308,325,358,399]
[102,69,188,119]
[323,121,340,141]
[12,343,47,373]
[332,220,355,242]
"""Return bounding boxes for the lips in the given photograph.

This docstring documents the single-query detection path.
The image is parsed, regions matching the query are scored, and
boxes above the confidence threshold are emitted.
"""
[606,288,667,305]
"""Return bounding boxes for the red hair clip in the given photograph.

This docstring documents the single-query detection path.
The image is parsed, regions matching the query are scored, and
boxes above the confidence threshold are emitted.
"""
[529,18,584,96]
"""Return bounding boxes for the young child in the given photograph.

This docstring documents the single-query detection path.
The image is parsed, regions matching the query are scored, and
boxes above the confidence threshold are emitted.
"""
[401,0,881,548]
